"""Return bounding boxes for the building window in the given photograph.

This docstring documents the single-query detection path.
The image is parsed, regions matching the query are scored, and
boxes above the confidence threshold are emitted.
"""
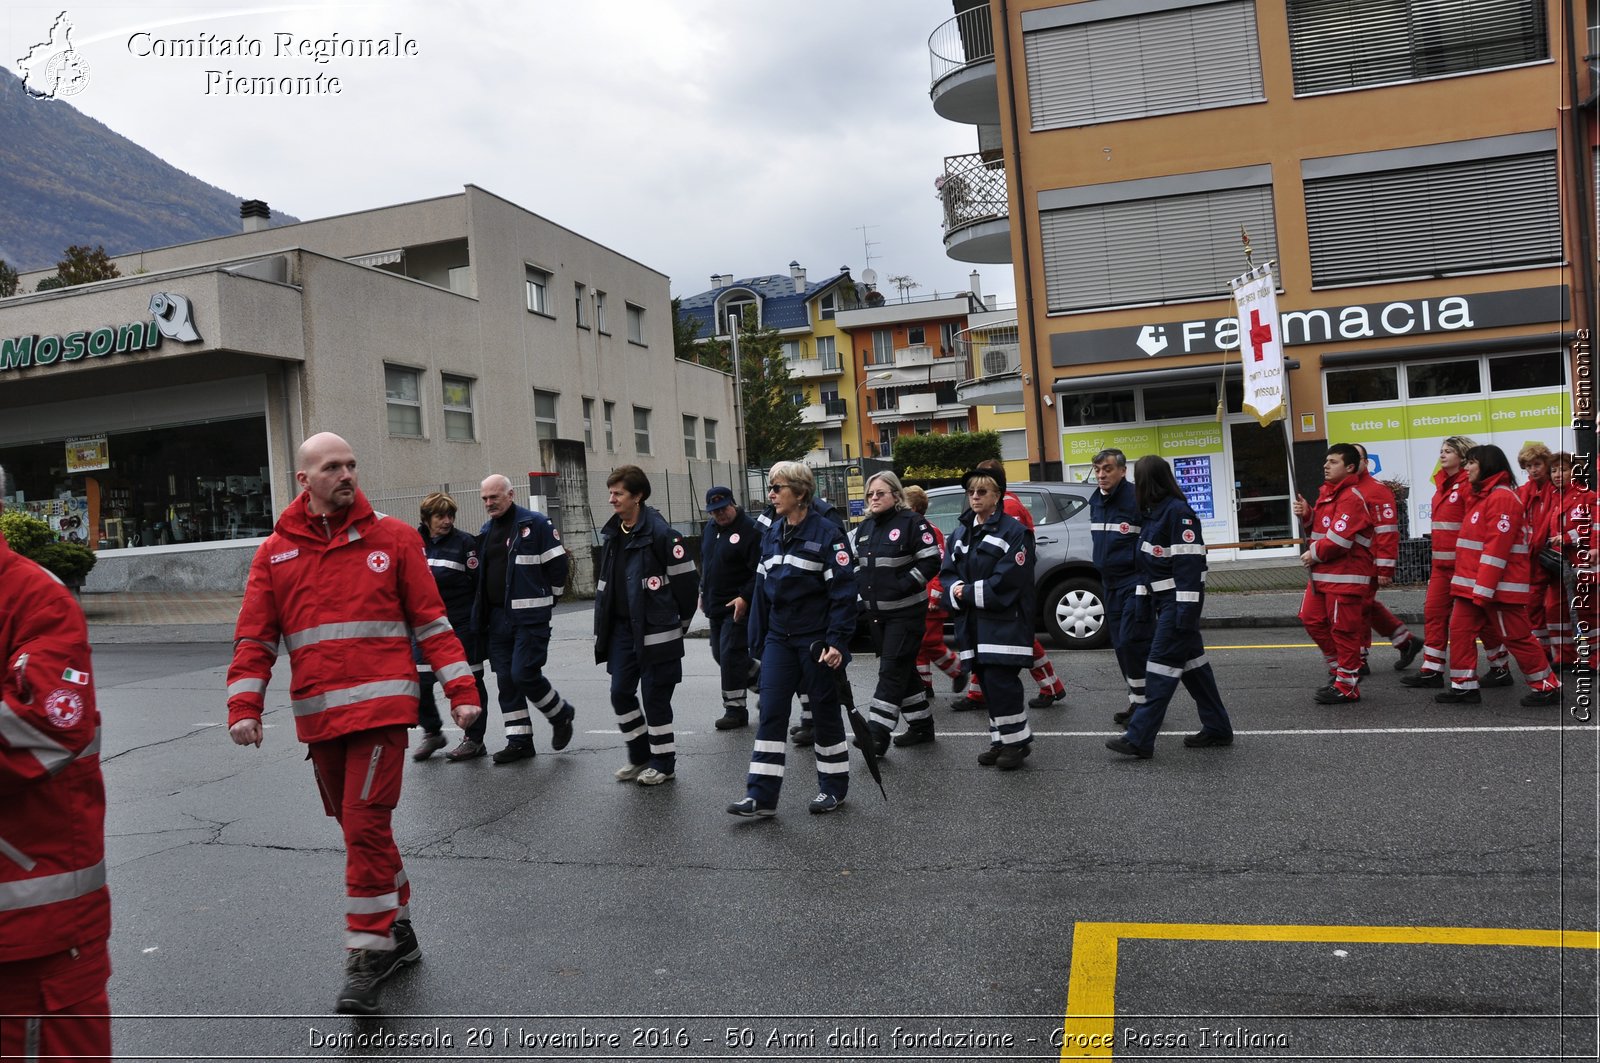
[1286,0,1548,96]
[1303,136,1559,287]
[820,292,836,320]
[575,282,589,328]
[525,265,551,315]
[788,390,807,407]
[604,401,616,452]
[816,335,838,371]
[594,290,608,333]
[1063,389,1136,427]
[870,329,894,364]
[534,389,559,442]
[999,428,1027,460]
[1406,361,1480,399]
[1039,168,1276,312]
[633,406,652,453]
[1325,367,1400,406]
[1143,383,1216,421]
[704,418,718,460]
[781,339,804,366]
[1488,351,1564,391]
[946,417,969,435]
[941,322,958,354]
[582,398,595,449]
[683,415,698,458]
[385,365,423,437]
[1024,0,1263,129]
[907,326,926,346]
[442,374,475,441]
[627,303,646,345]
[879,426,895,457]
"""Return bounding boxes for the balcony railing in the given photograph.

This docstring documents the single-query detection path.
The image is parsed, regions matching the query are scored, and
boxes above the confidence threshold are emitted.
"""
[939,152,1008,234]
[957,319,1021,385]
[929,5,994,87]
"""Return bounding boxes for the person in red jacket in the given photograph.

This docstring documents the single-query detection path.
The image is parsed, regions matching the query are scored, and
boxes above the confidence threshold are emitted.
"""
[903,485,967,702]
[226,433,482,1015]
[1437,444,1561,706]
[1298,444,1375,703]
[1543,452,1593,671]
[0,469,112,1062]
[1352,445,1421,672]
[1518,443,1555,653]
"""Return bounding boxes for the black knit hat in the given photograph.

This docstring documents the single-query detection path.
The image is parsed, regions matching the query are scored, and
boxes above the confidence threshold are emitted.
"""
[962,464,1006,496]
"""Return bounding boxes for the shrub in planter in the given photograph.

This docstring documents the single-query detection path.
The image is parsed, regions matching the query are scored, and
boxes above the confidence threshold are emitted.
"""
[0,510,97,584]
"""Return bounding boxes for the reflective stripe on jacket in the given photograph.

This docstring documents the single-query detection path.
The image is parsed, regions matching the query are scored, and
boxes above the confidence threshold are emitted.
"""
[1132,495,1208,630]
[855,508,940,617]
[940,508,1035,667]
[1429,467,1472,565]
[593,505,699,666]
[1307,476,1374,594]
[1089,478,1140,587]
[749,507,858,654]
[473,505,567,628]
[700,509,760,620]
[1452,472,1533,605]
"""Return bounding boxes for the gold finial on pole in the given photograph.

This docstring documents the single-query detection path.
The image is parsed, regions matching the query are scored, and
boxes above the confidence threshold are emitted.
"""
[1241,225,1254,270]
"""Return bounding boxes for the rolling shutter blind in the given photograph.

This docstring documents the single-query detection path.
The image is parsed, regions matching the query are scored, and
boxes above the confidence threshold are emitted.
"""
[1025,0,1263,130]
[1305,152,1560,286]
[1040,185,1276,313]
[1286,0,1549,95]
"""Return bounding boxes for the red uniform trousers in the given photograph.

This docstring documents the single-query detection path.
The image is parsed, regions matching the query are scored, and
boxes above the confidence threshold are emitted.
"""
[1543,580,1577,666]
[1420,566,1507,676]
[1362,588,1412,658]
[1527,573,1550,647]
[0,939,112,1061]
[962,640,1064,703]
[1446,598,1560,693]
[308,725,411,951]
[916,611,961,693]
[1300,586,1367,694]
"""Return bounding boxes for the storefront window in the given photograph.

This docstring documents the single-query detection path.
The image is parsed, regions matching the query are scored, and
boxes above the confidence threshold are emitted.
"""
[1488,351,1563,391]
[1326,367,1399,405]
[1143,383,1216,421]
[1063,389,1136,427]
[1406,360,1479,398]
[0,418,272,548]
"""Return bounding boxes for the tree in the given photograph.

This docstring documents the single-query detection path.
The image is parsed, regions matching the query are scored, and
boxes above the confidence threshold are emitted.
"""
[672,297,705,362]
[734,320,815,470]
[53,244,120,287]
[0,260,17,298]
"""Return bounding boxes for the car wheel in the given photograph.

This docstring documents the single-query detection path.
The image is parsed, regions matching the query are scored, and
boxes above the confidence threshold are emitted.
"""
[1044,575,1108,650]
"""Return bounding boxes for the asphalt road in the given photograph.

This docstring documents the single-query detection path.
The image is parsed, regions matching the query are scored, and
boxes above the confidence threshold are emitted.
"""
[92,626,1598,1061]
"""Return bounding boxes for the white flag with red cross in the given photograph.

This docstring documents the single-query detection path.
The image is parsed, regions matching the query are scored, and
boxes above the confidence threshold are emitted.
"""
[1230,263,1285,427]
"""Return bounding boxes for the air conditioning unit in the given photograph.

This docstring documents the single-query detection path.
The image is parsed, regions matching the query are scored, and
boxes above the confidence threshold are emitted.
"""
[982,345,1017,376]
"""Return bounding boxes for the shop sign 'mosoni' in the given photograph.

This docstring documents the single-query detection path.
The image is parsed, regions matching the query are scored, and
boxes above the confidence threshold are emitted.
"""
[0,292,203,373]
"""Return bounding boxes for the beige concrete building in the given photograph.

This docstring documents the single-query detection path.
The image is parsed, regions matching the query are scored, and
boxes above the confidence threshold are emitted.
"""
[0,186,735,580]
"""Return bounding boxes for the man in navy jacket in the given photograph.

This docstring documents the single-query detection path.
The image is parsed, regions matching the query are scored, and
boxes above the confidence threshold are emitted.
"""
[1089,449,1144,725]
[700,486,761,730]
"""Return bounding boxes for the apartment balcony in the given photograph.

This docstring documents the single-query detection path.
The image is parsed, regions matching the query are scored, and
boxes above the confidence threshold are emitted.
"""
[940,152,1011,264]
[798,398,848,428]
[864,355,965,389]
[956,318,1024,406]
[869,392,974,426]
[786,356,844,381]
[929,5,999,126]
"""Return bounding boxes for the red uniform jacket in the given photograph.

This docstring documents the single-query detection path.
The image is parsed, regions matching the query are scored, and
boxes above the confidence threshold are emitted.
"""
[1519,478,1554,587]
[1307,475,1374,595]
[1355,471,1399,575]
[1452,471,1533,606]
[1429,467,1472,567]
[1554,485,1596,573]
[228,489,480,744]
[0,532,109,964]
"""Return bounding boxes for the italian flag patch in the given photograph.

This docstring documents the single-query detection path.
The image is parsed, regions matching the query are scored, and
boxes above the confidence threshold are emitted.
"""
[62,668,90,686]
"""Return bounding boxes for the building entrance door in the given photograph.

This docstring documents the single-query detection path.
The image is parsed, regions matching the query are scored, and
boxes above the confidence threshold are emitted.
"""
[1225,419,1296,555]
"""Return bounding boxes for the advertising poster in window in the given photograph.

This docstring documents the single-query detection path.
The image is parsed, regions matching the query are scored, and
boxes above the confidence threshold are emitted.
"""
[1060,419,1230,540]
[65,436,110,473]
[1172,456,1216,520]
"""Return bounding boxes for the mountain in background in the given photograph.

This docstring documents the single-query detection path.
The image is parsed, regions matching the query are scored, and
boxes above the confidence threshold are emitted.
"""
[0,65,297,273]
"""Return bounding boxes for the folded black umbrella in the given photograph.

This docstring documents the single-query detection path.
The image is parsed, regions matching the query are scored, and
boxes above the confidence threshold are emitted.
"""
[812,641,887,800]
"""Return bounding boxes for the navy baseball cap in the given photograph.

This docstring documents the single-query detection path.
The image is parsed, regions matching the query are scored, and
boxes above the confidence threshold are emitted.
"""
[704,486,736,511]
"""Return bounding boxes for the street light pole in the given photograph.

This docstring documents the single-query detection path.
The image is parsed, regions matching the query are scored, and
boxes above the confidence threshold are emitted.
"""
[728,313,749,501]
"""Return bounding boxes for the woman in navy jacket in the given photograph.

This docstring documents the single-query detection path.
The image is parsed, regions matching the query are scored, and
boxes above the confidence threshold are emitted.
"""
[940,465,1036,770]
[729,461,858,817]
[1106,455,1233,759]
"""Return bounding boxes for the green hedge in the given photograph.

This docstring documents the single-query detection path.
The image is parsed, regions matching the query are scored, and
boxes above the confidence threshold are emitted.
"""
[893,430,1001,480]
[0,511,97,583]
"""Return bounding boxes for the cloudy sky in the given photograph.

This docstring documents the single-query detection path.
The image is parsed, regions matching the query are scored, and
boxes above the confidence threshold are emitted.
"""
[5,1,1016,306]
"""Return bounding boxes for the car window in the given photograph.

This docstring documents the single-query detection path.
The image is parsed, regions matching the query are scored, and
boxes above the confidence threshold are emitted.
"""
[1054,496,1088,522]
[924,492,965,537]
[1012,490,1050,526]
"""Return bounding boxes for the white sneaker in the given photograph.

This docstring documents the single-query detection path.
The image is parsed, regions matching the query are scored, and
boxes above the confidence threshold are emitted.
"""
[614,762,648,782]
[636,767,675,786]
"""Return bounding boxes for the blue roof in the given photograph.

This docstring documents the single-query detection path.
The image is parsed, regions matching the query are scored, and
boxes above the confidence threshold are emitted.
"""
[677,271,850,340]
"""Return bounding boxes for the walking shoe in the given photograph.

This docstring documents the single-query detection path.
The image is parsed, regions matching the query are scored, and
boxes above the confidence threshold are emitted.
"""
[976,745,1002,766]
[1358,661,1372,676]
[550,705,575,751]
[1435,688,1482,704]
[1394,637,1423,671]
[491,742,536,765]
[892,719,936,747]
[1104,737,1153,759]
[1519,688,1561,707]
[391,918,422,965]
[636,767,675,786]
[950,671,968,694]
[334,934,419,1015]
[853,725,891,758]
[790,723,815,748]
[444,738,486,761]
[1399,671,1444,689]
[808,793,845,815]
[614,762,649,782]
[951,696,984,712]
[1312,684,1359,705]
[411,732,447,761]
[726,797,776,818]
[995,744,1031,770]
[1183,730,1233,748]
[1480,667,1514,688]
[1113,709,1133,725]
[1028,690,1067,709]
[713,712,749,731]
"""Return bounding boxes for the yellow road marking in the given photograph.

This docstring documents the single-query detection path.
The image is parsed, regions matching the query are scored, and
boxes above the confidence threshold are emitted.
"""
[1061,921,1600,1059]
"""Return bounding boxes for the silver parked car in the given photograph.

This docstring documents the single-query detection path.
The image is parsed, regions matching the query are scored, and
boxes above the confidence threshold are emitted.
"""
[922,481,1108,650]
